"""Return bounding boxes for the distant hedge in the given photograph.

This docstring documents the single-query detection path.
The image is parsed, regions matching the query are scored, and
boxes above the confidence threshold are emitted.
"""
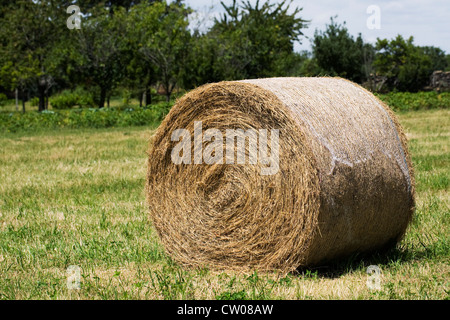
[1,91,449,133]
[375,91,450,112]
[0,103,171,133]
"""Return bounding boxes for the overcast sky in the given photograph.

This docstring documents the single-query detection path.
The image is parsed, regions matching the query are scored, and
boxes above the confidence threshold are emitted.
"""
[183,0,450,53]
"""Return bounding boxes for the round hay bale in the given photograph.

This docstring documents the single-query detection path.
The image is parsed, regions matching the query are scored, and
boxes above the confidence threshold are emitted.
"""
[146,77,415,274]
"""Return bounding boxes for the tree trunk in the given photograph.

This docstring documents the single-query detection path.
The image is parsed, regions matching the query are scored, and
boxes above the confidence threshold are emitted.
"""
[38,84,46,112]
[99,87,106,108]
[165,82,172,103]
[15,88,19,112]
[146,88,152,106]
[45,91,49,110]
[22,90,26,113]
[139,91,143,108]
[145,69,152,106]
[165,82,174,102]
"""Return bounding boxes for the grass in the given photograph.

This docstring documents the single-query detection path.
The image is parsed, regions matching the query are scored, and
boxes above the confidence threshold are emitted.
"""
[0,108,448,300]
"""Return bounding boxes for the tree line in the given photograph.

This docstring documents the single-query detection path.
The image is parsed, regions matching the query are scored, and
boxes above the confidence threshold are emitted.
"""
[1,0,449,111]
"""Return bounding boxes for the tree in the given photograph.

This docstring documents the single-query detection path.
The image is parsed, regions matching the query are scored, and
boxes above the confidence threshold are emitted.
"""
[72,7,130,108]
[203,0,308,81]
[296,51,322,77]
[0,1,66,111]
[125,2,163,105]
[0,58,37,113]
[129,1,192,102]
[123,54,157,107]
[312,17,370,83]
[373,35,433,91]
[73,0,147,16]
[420,46,448,71]
[182,30,219,88]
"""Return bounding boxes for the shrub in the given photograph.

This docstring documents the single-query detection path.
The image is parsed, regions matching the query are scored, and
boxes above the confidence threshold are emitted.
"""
[0,93,7,107]
[122,88,132,107]
[376,91,450,112]
[148,102,172,121]
[50,90,80,109]
[0,105,166,132]
[30,97,39,107]
[50,88,95,110]
[75,87,95,108]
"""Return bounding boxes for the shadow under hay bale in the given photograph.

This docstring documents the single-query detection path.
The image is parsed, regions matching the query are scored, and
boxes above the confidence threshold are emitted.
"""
[146,77,415,275]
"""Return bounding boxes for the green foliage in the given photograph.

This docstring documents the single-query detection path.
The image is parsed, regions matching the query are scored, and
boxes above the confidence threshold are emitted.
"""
[0,0,448,110]
[312,17,374,83]
[376,91,450,112]
[186,0,308,86]
[49,88,95,110]
[0,104,169,132]
[50,91,79,110]
[120,88,132,107]
[297,54,322,77]
[71,6,132,108]
[1,92,447,132]
[374,35,434,92]
[421,46,448,71]
[0,93,7,107]
[0,1,68,111]
[128,1,192,101]
[30,97,39,107]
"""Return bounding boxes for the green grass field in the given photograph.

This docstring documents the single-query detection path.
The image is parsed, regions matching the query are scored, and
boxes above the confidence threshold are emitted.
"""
[0,108,448,300]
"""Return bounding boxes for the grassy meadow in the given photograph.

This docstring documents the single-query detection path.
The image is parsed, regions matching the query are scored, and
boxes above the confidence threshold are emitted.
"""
[0,108,448,300]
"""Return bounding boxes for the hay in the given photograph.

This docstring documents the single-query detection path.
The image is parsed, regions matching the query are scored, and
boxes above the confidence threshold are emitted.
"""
[146,77,415,274]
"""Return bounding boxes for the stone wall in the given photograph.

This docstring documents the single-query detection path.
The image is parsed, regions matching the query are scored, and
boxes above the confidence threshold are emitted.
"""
[431,71,450,91]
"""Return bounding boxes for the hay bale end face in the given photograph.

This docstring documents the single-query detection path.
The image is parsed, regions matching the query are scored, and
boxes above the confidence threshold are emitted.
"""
[146,77,415,274]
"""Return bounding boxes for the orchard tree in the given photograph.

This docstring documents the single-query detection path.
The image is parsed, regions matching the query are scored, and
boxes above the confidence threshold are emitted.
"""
[123,54,157,107]
[374,35,433,91]
[125,2,162,105]
[129,1,192,102]
[420,46,448,72]
[0,1,67,111]
[182,30,219,88]
[312,17,371,83]
[207,0,308,80]
[72,7,131,108]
